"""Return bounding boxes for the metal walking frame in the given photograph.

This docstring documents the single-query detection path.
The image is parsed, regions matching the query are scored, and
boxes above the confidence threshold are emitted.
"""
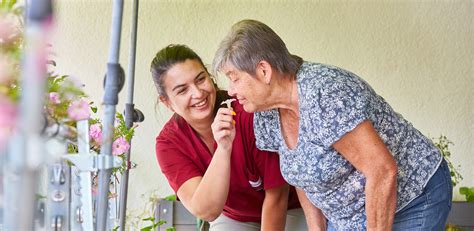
[97,0,143,230]
[119,0,144,230]
[95,0,126,229]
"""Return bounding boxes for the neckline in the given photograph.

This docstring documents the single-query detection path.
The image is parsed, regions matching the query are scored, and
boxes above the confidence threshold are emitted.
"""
[276,78,301,152]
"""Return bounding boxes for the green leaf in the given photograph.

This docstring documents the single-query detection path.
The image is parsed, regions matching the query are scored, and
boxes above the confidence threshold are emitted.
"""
[157,220,166,225]
[166,227,176,231]
[8,0,17,9]
[142,217,154,221]
[164,194,177,201]
[459,187,469,195]
[140,225,153,231]
[467,194,474,202]
[459,187,474,202]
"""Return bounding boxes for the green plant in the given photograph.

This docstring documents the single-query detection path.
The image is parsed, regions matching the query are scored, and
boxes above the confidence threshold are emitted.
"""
[126,190,176,231]
[459,187,474,202]
[432,135,463,187]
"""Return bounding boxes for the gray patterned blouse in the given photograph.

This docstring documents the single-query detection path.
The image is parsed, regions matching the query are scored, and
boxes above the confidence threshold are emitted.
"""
[254,61,442,230]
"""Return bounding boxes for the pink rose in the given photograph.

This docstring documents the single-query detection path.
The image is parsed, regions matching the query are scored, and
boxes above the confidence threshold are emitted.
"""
[0,96,18,150]
[67,99,91,121]
[89,124,102,145]
[112,137,130,156]
[48,92,61,104]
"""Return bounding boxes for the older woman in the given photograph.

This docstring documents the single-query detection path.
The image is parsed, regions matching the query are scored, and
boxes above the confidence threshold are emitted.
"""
[213,19,452,230]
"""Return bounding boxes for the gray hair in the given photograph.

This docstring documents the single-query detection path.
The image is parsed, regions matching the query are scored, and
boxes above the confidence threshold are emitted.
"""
[212,19,302,76]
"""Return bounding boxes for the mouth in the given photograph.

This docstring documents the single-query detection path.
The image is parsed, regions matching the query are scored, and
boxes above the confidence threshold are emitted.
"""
[191,97,208,109]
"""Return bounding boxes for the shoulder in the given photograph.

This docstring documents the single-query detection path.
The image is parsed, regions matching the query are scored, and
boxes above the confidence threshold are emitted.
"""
[156,116,189,147]
[297,62,370,101]
[298,62,353,87]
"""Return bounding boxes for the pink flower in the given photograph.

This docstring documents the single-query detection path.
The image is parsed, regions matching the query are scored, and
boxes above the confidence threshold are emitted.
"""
[112,137,130,156]
[89,124,102,145]
[67,99,91,121]
[0,96,18,150]
[0,55,14,85]
[0,15,21,45]
[48,92,61,104]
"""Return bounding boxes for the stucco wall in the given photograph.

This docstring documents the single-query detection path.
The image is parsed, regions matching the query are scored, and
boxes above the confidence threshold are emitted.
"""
[51,0,473,219]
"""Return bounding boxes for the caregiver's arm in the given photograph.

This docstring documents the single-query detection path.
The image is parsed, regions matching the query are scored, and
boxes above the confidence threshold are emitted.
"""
[177,107,236,221]
[261,184,289,231]
[332,120,397,231]
[296,188,327,231]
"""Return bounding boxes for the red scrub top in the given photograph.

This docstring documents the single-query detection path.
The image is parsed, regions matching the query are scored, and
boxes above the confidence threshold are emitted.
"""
[156,100,300,222]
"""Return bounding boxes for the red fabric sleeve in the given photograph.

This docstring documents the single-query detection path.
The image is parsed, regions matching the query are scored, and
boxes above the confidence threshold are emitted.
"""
[155,134,203,193]
[237,104,287,190]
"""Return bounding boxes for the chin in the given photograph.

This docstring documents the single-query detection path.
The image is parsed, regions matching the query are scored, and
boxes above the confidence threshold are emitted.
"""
[242,103,257,113]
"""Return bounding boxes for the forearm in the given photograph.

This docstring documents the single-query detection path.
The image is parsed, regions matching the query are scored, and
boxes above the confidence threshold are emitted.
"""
[261,185,289,231]
[296,188,326,231]
[189,146,231,220]
[365,171,397,230]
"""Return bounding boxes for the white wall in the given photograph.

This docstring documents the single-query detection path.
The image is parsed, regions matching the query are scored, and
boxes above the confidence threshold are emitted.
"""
[52,0,473,216]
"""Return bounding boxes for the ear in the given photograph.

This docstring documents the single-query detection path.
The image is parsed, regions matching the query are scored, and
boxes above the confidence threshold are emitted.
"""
[159,95,174,112]
[256,60,273,85]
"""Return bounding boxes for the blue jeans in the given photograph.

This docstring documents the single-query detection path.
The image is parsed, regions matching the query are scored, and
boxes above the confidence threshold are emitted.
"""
[393,159,452,230]
[327,160,452,231]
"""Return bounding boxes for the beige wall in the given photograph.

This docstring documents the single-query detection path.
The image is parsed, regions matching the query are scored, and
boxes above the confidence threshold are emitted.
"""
[52,0,473,216]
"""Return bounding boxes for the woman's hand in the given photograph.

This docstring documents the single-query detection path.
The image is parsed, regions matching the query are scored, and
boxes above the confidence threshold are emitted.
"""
[212,107,236,151]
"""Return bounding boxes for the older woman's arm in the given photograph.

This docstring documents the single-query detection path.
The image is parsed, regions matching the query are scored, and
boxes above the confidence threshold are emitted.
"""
[296,188,327,231]
[332,120,398,231]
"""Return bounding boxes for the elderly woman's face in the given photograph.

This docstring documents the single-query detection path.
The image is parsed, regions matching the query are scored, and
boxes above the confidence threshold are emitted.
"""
[222,63,268,113]
[160,59,217,124]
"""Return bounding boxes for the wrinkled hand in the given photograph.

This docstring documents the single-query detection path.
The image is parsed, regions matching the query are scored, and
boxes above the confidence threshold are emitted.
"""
[212,107,236,151]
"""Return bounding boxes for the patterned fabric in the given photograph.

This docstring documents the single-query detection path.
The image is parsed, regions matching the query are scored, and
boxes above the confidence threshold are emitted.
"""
[254,61,442,230]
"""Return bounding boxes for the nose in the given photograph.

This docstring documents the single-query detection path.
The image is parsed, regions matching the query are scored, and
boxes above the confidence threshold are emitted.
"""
[190,84,204,98]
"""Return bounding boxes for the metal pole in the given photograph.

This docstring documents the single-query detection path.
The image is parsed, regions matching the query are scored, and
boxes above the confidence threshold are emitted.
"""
[3,0,53,230]
[118,0,140,229]
[96,0,125,230]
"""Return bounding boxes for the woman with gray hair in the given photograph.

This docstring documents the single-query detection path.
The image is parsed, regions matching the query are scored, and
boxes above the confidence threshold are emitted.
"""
[213,19,451,230]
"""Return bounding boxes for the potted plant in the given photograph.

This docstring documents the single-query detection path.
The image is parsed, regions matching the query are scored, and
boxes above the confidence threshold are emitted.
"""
[433,136,474,230]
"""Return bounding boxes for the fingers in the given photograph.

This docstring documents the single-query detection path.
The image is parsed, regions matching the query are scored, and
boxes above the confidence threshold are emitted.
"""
[212,107,236,147]
[214,107,236,129]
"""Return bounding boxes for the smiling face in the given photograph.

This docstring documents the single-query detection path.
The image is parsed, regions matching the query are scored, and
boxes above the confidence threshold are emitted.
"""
[222,62,271,113]
[160,59,217,125]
